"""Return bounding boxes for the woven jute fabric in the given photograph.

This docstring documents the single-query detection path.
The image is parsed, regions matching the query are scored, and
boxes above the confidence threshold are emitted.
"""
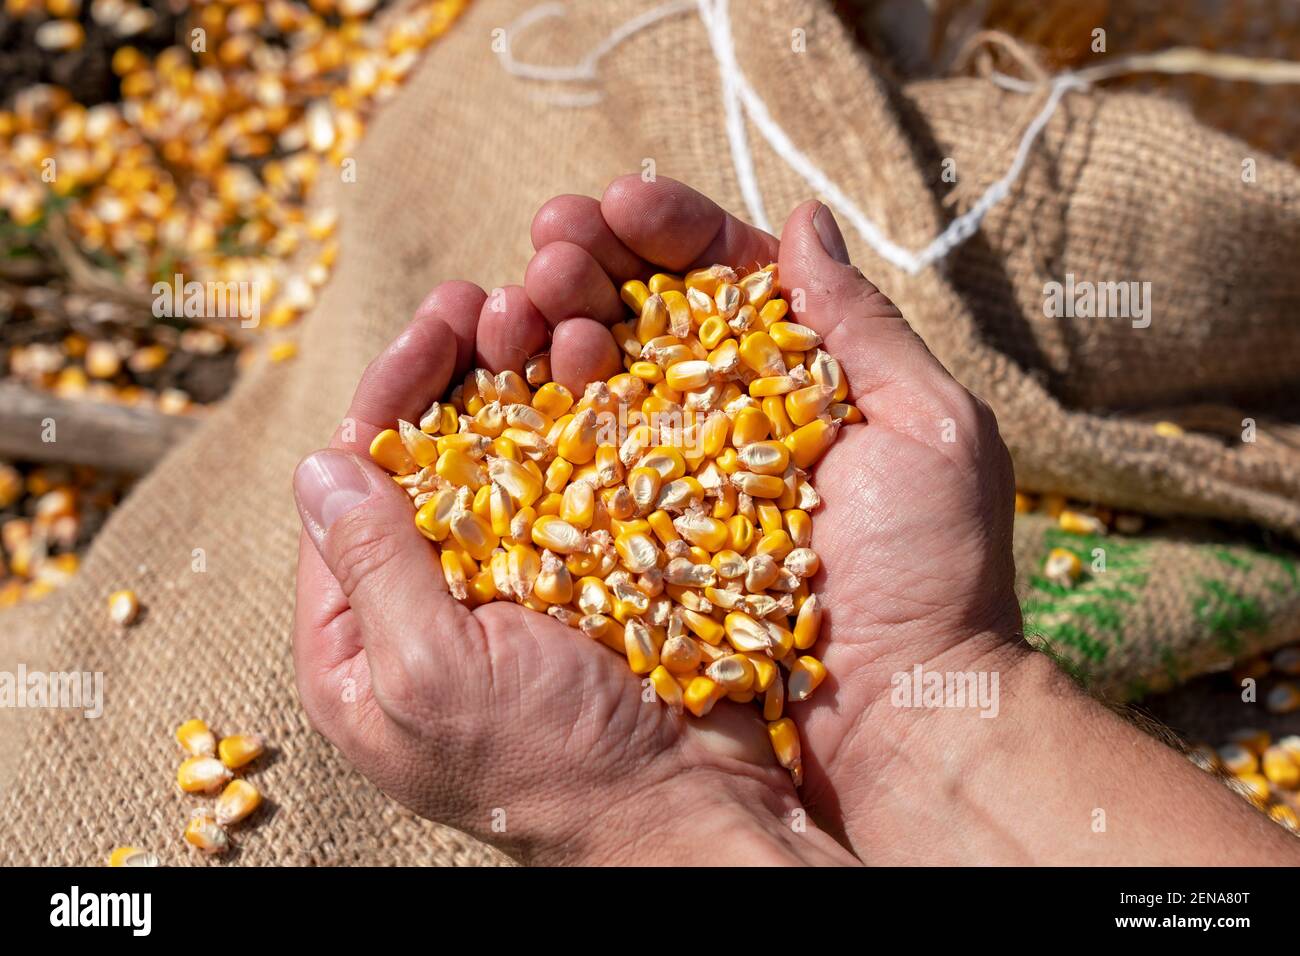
[1,0,1298,862]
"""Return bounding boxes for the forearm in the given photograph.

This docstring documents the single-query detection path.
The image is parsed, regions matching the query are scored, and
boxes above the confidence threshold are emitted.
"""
[839,641,1300,865]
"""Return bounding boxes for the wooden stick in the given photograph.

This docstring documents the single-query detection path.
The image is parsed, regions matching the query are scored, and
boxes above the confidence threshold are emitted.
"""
[0,383,199,473]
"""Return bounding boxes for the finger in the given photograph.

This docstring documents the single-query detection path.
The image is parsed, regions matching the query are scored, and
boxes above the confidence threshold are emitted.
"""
[525,241,624,327]
[600,174,779,272]
[550,318,622,394]
[413,279,486,381]
[333,281,483,451]
[778,201,974,445]
[476,285,548,375]
[531,194,649,283]
[293,449,473,691]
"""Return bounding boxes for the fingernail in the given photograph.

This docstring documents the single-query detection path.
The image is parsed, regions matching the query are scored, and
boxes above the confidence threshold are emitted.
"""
[294,450,371,545]
[813,203,850,265]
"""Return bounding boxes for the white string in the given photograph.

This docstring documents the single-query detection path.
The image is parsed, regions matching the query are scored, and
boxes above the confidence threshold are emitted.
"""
[696,0,770,232]
[494,3,1292,275]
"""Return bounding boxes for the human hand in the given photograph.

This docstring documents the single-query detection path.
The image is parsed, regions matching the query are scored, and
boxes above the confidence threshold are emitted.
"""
[290,175,1022,865]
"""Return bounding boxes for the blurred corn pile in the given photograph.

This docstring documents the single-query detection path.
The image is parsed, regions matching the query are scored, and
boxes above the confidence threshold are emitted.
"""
[0,0,469,603]
[842,0,1300,167]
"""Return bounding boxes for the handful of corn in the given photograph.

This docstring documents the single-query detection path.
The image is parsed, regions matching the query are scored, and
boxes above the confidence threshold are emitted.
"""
[369,263,855,785]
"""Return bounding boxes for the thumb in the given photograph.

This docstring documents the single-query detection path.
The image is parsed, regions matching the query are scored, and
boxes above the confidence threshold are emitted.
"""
[777,201,969,435]
[293,449,471,682]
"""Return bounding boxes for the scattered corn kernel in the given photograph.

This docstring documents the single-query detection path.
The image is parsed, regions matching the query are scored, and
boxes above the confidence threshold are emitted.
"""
[218,733,265,770]
[108,588,141,626]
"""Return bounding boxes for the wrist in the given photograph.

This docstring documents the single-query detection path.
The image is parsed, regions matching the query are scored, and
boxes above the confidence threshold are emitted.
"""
[529,766,860,866]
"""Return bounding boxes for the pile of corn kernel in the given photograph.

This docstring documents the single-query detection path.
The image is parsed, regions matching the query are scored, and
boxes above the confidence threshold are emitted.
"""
[0,460,131,606]
[1187,644,1300,835]
[1,0,468,374]
[369,264,852,785]
[110,718,268,864]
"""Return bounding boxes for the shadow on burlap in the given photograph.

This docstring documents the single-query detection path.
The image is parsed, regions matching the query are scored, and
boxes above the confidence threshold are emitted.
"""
[2,0,1298,863]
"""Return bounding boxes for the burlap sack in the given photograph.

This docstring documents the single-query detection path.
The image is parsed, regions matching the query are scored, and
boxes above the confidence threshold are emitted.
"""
[2,0,1298,863]
[1013,514,1300,701]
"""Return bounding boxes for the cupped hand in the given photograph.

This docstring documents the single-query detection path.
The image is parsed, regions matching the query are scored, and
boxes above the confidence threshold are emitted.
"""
[291,175,1022,865]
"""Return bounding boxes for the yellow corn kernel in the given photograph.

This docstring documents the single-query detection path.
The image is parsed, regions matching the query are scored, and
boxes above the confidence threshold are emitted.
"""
[558,409,599,464]
[660,290,692,337]
[215,779,263,826]
[768,717,803,786]
[737,440,790,477]
[787,656,827,702]
[561,481,596,529]
[672,513,728,552]
[763,671,785,720]
[620,279,650,313]
[739,269,775,308]
[828,402,864,423]
[177,756,232,794]
[398,419,440,468]
[785,384,836,426]
[649,665,684,714]
[1044,547,1083,587]
[488,457,543,507]
[783,509,812,548]
[638,446,687,482]
[218,733,265,770]
[646,509,680,547]
[108,846,158,867]
[755,529,794,560]
[706,654,755,693]
[1262,746,1300,790]
[809,349,848,402]
[664,359,712,392]
[731,471,785,498]
[615,531,660,574]
[624,618,660,674]
[175,718,216,757]
[472,483,493,520]
[467,569,498,606]
[698,314,730,350]
[416,489,457,542]
[534,550,573,605]
[184,808,230,856]
[532,382,574,419]
[758,298,788,328]
[488,482,516,537]
[629,360,664,383]
[531,515,588,554]
[768,321,822,351]
[648,273,686,296]
[714,447,741,474]
[731,406,770,447]
[684,676,725,717]
[726,515,756,552]
[595,445,624,487]
[441,549,469,600]
[449,506,498,562]
[748,375,797,398]
[1153,420,1184,438]
[505,543,542,600]
[793,593,822,649]
[747,653,778,693]
[661,634,703,672]
[755,501,783,537]
[1059,509,1108,535]
[738,331,785,378]
[436,448,486,491]
[679,607,724,645]
[784,419,838,469]
[685,264,736,296]
[759,395,794,440]
[636,293,669,342]
[370,428,417,473]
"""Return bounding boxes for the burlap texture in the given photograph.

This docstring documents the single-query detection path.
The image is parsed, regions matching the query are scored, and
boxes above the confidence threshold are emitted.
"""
[1,0,1298,863]
[1013,513,1300,702]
